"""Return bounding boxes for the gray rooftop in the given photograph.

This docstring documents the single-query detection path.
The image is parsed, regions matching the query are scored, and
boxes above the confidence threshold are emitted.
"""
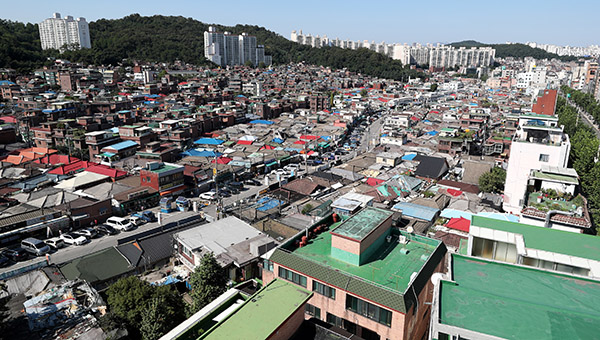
[175,216,263,255]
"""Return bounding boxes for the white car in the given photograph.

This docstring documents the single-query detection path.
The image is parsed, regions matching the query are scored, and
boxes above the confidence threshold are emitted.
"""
[129,216,145,226]
[60,233,87,246]
[45,237,66,249]
[199,191,217,200]
[105,216,134,231]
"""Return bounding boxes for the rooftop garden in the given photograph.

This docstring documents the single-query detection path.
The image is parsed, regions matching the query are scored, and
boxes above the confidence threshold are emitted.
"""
[527,189,585,214]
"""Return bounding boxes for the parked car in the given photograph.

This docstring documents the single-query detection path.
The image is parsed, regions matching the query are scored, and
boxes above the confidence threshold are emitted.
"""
[228,181,244,190]
[0,254,10,267]
[105,216,134,232]
[132,211,157,223]
[73,228,98,239]
[199,191,217,200]
[95,224,118,236]
[44,237,66,250]
[21,237,51,256]
[219,189,232,198]
[1,248,28,262]
[60,233,87,246]
[225,186,239,195]
[244,179,261,186]
[129,216,145,226]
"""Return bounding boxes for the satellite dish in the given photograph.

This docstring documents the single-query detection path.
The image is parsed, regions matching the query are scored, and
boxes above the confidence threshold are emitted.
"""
[407,226,414,234]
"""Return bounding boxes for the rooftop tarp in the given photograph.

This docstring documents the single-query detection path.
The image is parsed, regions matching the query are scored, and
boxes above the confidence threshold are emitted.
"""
[272,138,284,144]
[249,120,274,125]
[402,153,417,161]
[194,138,224,145]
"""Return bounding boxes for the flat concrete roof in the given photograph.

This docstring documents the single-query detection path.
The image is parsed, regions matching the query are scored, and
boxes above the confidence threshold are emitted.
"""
[200,279,311,340]
[332,207,393,241]
[472,216,600,261]
[440,254,600,339]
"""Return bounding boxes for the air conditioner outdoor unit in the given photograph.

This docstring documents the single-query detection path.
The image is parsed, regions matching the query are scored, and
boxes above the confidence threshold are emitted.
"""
[398,235,408,245]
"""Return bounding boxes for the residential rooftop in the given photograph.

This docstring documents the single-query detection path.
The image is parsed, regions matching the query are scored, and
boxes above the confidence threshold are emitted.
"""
[272,213,445,312]
[199,279,312,340]
[439,254,600,339]
[471,215,600,261]
[331,206,393,241]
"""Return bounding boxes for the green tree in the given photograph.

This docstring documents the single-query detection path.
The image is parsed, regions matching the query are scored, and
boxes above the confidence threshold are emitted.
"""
[106,276,185,338]
[244,60,254,67]
[257,61,266,69]
[107,276,155,328]
[478,167,506,193]
[429,83,438,92]
[360,89,368,97]
[188,253,228,315]
[140,290,185,340]
[301,203,314,214]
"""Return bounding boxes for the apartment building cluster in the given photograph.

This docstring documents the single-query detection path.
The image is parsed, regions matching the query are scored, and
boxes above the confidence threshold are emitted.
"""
[291,30,395,56]
[204,26,272,67]
[290,30,496,68]
[524,41,600,57]
[38,12,91,50]
[394,44,496,68]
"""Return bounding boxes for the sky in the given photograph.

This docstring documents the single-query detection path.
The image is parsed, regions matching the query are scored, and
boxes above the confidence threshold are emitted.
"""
[2,0,598,46]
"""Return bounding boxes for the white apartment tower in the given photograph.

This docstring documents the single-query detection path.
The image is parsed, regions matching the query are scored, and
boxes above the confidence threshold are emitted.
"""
[39,13,91,50]
[205,27,269,67]
[503,114,571,214]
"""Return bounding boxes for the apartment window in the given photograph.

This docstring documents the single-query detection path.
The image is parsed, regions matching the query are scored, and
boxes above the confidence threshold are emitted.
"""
[278,267,307,287]
[262,259,273,272]
[346,295,392,327]
[98,207,108,215]
[313,281,336,299]
[522,257,589,276]
[539,154,549,162]
[326,313,343,328]
[305,304,321,319]
[472,237,518,263]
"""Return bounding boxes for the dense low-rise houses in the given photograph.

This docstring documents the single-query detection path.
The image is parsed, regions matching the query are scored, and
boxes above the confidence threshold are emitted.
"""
[1,50,600,339]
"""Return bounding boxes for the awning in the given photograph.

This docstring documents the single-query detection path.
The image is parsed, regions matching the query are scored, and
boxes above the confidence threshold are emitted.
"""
[160,185,186,196]
[266,161,278,167]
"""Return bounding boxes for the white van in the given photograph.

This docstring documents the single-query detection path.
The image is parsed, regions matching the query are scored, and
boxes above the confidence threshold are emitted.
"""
[21,237,51,256]
[105,216,134,231]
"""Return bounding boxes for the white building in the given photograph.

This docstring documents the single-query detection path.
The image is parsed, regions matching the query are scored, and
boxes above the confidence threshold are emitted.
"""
[204,27,270,67]
[503,114,571,214]
[38,13,91,50]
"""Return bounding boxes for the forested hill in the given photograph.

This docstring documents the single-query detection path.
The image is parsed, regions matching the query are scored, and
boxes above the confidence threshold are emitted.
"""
[450,40,579,61]
[0,14,422,81]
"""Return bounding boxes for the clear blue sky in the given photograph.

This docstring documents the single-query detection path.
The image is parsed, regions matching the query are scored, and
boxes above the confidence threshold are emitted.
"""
[3,0,598,46]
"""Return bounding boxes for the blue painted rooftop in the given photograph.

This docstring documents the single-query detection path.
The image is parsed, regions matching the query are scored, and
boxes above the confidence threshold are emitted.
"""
[105,140,138,151]
[194,138,224,145]
[392,202,439,221]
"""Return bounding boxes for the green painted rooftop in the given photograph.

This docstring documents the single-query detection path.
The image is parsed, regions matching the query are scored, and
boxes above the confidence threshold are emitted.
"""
[200,279,312,340]
[294,228,438,293]
[471,216,600,261]
[531,170,579,184]
[440,254,600,339]
[150,164,181,173]
[331,207,394,241]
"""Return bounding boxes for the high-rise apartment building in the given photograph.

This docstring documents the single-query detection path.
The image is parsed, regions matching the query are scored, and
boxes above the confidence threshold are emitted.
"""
[38,13,91,50]
[204,27,271,67]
